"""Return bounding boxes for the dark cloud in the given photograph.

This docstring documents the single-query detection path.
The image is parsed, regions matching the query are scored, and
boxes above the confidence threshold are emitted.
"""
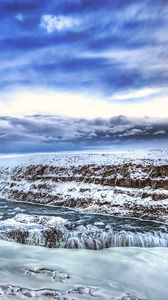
[2,52,168,95]
[0,115,167,153]
[0,0,40,14]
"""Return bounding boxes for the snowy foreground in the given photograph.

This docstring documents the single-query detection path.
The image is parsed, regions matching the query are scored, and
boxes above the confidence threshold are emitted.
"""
[0,149,168,222]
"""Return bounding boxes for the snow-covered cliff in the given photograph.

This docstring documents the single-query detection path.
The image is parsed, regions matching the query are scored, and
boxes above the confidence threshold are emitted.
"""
[0,149,168,222]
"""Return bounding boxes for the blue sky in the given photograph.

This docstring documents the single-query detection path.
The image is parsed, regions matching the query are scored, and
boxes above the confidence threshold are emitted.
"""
[0,0,168,153]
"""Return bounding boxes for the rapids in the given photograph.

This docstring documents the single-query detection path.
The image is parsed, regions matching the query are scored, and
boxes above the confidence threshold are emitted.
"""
[0,198,168,249]
[0,240,168,299]
[0,198,168,299]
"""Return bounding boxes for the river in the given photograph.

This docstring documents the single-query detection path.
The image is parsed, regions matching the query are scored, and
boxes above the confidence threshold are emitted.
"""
[0,198,168,299]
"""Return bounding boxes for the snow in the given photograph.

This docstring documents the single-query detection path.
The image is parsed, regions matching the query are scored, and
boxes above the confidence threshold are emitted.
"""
[1,214,67,227]
[0,148,168,168]
[0,149,168,222]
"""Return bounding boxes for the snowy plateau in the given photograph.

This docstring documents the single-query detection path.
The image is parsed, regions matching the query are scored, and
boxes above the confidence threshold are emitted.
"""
[0,149,168,223]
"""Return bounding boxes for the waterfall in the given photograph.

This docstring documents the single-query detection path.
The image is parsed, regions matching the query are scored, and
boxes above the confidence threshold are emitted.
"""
[0,211,168,249]
[1,224,168,249]
[64,229,168,249]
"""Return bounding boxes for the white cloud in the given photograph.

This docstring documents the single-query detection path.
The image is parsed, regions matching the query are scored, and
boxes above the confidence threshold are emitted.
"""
[153,131,166,135]
[40,15,79,33]
[111,88,161,101]
[123,129,144,136]
[15,13,24,22]
[0,89,168,119]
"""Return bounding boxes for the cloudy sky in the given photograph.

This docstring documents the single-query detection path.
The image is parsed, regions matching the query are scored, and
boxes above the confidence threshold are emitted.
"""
[0,0,168,153]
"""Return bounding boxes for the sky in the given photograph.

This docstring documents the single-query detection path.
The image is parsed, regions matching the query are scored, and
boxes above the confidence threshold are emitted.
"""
[0,0,168,153]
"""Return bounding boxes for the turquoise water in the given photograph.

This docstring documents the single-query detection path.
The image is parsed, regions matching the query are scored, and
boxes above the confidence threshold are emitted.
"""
[0,198,168,299]
[0,240,168,299]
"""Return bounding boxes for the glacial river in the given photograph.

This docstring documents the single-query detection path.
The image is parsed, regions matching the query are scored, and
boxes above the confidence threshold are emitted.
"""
[0,199,168,299]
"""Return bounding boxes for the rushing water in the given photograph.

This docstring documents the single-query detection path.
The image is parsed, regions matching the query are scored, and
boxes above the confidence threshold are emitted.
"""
[0,198,168,299]
[0,240,168,299]
[0,197,167,228]
[0,198,168,249]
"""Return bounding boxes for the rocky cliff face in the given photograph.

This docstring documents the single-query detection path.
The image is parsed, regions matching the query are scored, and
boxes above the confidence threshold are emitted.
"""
[0,150,168,222]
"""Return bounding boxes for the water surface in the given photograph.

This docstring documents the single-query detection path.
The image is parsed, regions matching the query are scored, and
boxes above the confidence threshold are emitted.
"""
[0,240,168,299]
[0,198,168,299]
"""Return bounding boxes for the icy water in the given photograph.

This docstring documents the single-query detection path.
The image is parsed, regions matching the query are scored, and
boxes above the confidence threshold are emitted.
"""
[0,199,168,299]
[1,241,168,299]
[0,197,167,230]
[0,198,168,248]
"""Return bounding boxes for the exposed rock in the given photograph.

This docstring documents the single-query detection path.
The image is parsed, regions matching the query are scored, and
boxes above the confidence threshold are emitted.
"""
[67,285,97,296]
[110,293,147,300]
[0,151,168,222]
[25,268,70,281]
[0,285,71,299]
[0,284,99,299]
[0,284,148,299]
[0,213,168,249]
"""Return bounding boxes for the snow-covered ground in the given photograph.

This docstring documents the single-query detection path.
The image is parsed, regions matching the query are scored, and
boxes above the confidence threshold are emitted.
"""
[0,149,168,222]
[0,148,168,167]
